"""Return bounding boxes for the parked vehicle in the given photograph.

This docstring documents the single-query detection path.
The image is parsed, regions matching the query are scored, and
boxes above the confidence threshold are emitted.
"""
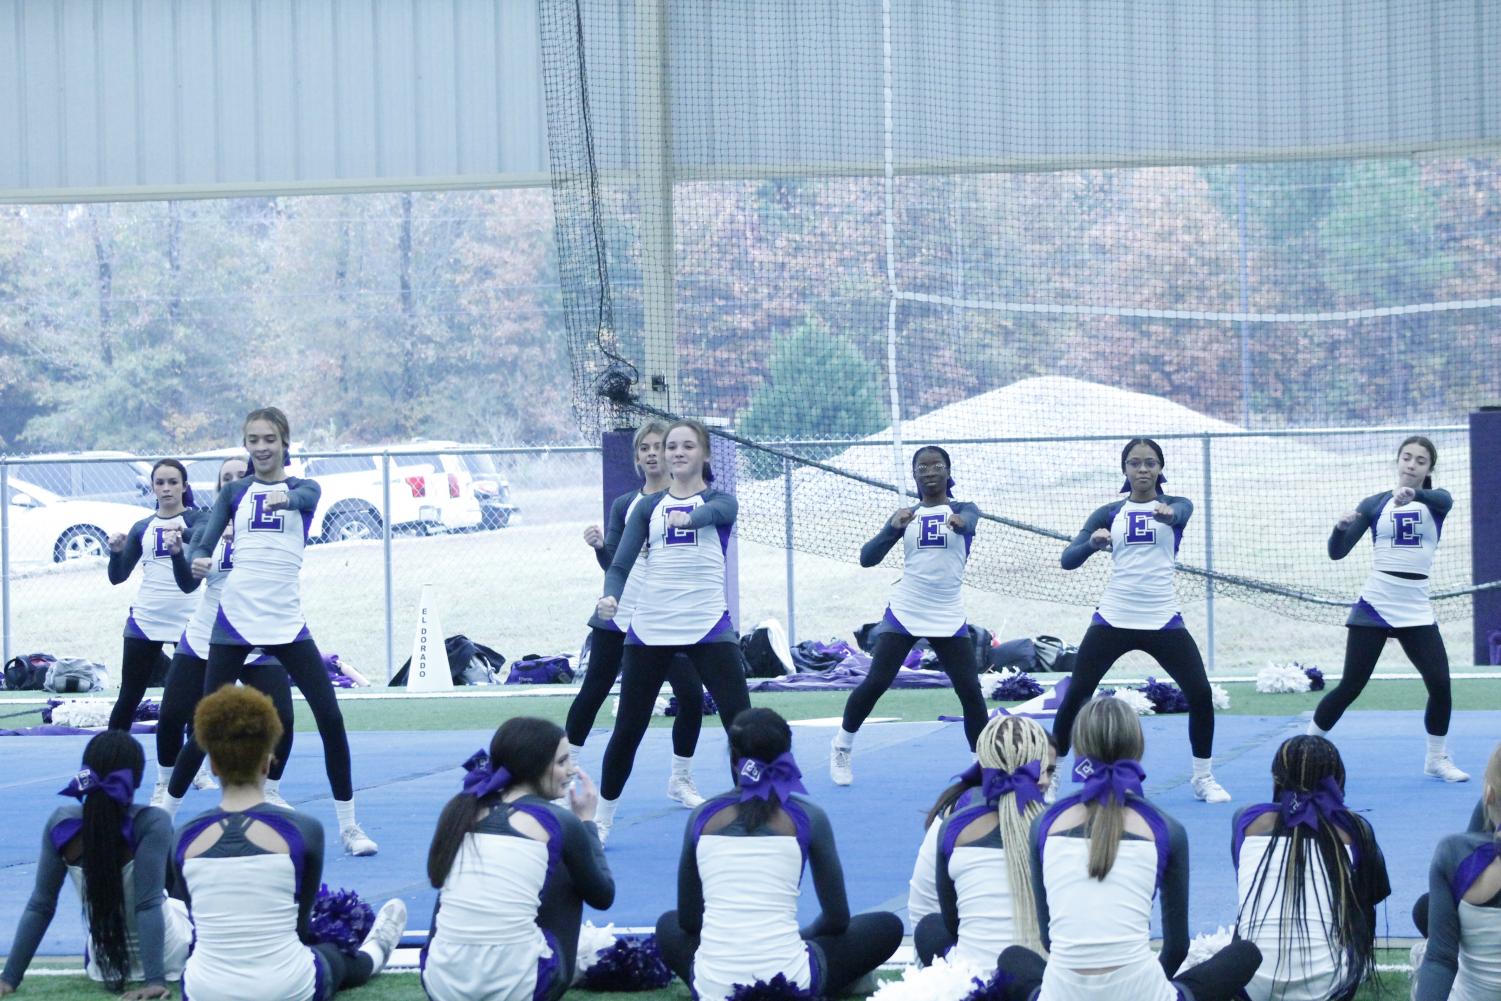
[301,451,481,541]
[393,442,521,530]
[9,452,154,508]
[4,481,148,564]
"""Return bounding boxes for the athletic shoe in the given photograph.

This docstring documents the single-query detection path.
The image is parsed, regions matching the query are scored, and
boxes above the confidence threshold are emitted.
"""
[1425,754,1470,782]
[263,787,291,810]
[666,772,706,809]
[829,742,854,786]
[1192,774,1232,804]
[149,781,169,810]
[359,898,407,976]
[192,763,219,791]
[594,817,612,846]
[341,824,379,857]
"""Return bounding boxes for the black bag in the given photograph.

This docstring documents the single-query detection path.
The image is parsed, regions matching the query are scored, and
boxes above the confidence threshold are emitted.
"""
[740,627,786,678]
[985,635,1078,674]
[4,653,55,691]
[390,634,505,687]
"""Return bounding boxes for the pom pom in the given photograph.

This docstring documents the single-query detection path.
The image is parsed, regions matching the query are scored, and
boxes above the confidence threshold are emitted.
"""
[725,973,818,1000]
[1106,688,1155,715]
[1256,663,1312,694]
[1137,677,1188,714]
[664,689,719,717]
[134,699,160,722]
[1303,665,1325,691]
[577,934,673,991]
[960,968,1017,1001]
[1183,925,1236,969]
[309,884,375,956]
[574,920,620,979]
[1210,684,1232,711]
[41,698,63,724]
[982,669,1043,702]
[46,699,113,728]
[872,956,988,1001]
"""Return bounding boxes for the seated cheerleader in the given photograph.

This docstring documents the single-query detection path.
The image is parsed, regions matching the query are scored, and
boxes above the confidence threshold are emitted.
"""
[656,708,903,1001]
[1412,742,1501,1001]
[422,717,615,1001]
[173,686,405,1001]
[914,716,1055,969]
[996,695,1260,1001]
[1,731,190,999]
[1232,736,1389,1001]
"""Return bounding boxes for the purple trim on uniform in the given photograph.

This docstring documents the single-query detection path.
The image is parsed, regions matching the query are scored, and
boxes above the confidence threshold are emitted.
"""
[692,794,813,868]
[174,808,307,882]
[1090,611,1113,628]
[882,607,912,636]
[698,611,735,644]
[939,802,994,859]
[600,618,625,634]
[1037,792,1171,894]
[510,802,565,869]
[177,633,200,660]
[300,510,314,543]
[1451,843,1500,904]
[293,623,312,643]
[805,941,825,994]
[1230,804,1279,868]
[1346,598,1392,630]
[311,947,330,1001]
[50,814,141,855]
[625,625,644,646]
[716,522,732,555]
[124,614,149,640]
[212,607,253,646]
[1161,613,1185,631]
[533,928,562,1001]
[963,532,973,557]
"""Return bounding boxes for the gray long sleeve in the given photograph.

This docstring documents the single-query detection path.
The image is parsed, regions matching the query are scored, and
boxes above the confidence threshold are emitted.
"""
[860,520,905,567]
[602,491,661,600]
[798,800,851,940]
[596,492,636,571]
[1328,493,1384,561]
[129,807,173,986]
[1,811,72,988]
[1061,503,1117,570]
[1414,833,1496,1001]
[107,517,151,585]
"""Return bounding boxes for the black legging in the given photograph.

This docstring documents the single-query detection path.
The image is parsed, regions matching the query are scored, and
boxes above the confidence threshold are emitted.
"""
[202,638,354,801]
[312,941,374,997]
[913,912,956,967]
[599,643,751,802]
[565,628,705,757]
[996,940,1262,1001]
[162,652,295,796]
[107,637,172,731]
[1313,624,1451,735]
[655,909,902,996]
[841,631,989,749]
[1052,624,1215,759]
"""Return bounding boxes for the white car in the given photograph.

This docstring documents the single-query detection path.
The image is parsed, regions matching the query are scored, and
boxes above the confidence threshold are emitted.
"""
[300,451,481,542]
[5,481,149,564]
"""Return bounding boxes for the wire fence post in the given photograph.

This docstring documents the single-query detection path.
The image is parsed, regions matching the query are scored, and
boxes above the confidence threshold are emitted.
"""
[1201,434,1216,673]
[1,461,10,667]
[381,451,394,683]
[783,455,796,645]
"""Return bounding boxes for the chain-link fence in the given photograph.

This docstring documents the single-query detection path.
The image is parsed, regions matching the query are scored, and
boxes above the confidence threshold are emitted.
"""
[0,427,1483,685]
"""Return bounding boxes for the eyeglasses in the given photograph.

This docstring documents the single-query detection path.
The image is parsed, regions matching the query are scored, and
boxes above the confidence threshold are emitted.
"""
[914,464,948,475]
[1124,458,1161,471]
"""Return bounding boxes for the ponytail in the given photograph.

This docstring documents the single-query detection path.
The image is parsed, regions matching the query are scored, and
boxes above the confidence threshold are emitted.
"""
[976,716,1051,953]
[70,732,144,992]
[1071,697,1145,881]
[427,790,491,888]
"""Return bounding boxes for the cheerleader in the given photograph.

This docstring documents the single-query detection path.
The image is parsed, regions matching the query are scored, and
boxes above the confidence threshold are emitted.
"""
[1232,735,1389,1001]
[1,731,190,999]
[830,446,988,786]
[914,716,1054,969]
[592,419,752,842]
[1413,742,1501,1000]
[173,686,404,1001]
[188,407,375,855]
[1311,435,1467,781]
[1053,438,1230,803]
[654,708,903,1001]
[570,420,706,808]
[995,696,1261,1001]
[421,717,614,1001]
[153,455,296,816]
[105,459,204,732]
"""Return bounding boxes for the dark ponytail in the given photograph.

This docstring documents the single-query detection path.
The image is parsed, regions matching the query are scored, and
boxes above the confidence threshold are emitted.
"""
[427,717,563,887]
[1398,435,1437,490]
[150,458,194,510]
[77,731,145,992]
[729,708,794,832]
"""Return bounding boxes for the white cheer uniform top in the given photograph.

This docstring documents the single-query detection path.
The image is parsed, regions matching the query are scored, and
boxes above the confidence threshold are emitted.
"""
[935,803,1018,969]
[1330,488,1452,630]
[862,502,979,638]
[109,511,202,642]
[1062,495,1192,631]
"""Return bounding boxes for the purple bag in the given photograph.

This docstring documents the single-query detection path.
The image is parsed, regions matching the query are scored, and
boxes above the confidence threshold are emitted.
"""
[505,655,574,685]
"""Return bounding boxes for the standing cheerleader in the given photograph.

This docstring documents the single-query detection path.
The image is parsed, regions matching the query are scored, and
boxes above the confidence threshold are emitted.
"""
[830,446,988,786]
[421,717,614,1001]
[995,696,1261,1001]
[1311,435,1467,781]
[153,456,296,816]
[105,459,204,732]
[593,418,752,843]
[915,715,1054,970]
[1232,736,1389,1001]
[1413,742,1501,1000]
[654,708,903,1001]
[570,420,705,808]
[188,407,375,856]
[1052,438,1230,803]
[1,732,190,999]
[173,687,405,1001]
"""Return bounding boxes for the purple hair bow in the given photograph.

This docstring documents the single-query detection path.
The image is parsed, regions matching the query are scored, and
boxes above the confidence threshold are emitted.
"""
[1072,756,1145,806]
[1279,776,1347,832]
[460,749,512,799]
[981,761,1044,814]
[737,753,807,803]
[59,768,136,808]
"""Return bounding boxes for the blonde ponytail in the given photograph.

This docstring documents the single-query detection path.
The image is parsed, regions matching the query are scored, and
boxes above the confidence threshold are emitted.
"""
[976,715,1052,953]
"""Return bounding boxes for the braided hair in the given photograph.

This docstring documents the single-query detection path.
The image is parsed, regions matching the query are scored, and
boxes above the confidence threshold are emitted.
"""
[76,731,145,992]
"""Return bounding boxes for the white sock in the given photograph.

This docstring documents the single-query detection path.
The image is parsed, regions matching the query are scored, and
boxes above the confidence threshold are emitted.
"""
[334,799,358,832]
[1306,719,1330,737]
[568,742,584,770]
[162,794,185,821]
[595,797,619,828]
[671,754,694,777]
[1427,734,1448,758]
[264,778,281,798]
[153,770,169,792]
[1192,756,1214,779]
[833,728,857,751]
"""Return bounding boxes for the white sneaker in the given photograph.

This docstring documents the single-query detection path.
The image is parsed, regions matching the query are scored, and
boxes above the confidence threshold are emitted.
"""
[341,823,379,857]
[1425,754,1470,782]
[192,762,219,791]
[594,816,612,846]
[1192,774,1232,804]
[359,898,407,976]
[149,779,169,809]
[263,787,291,809]
[829,742,853,786]
[667,772,705,809]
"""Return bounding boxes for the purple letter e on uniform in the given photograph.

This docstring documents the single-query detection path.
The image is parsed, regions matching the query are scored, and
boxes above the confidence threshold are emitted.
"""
[664,505,697,546]
[249,493,285,532]
[1124,511,1156,545]
[917,514,947,548]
